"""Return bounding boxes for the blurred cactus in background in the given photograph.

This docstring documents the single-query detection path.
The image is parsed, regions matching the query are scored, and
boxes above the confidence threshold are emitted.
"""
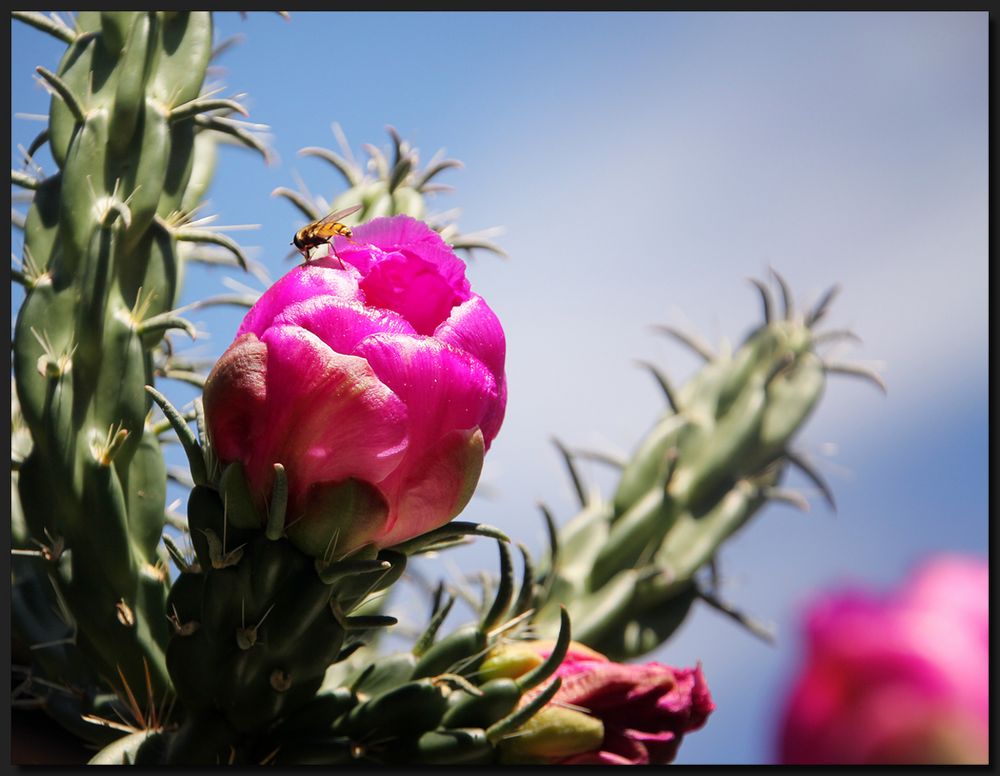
[273,123,506,262]
[524,273,884,659]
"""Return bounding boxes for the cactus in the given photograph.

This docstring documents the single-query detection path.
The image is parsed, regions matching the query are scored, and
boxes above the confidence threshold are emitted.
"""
[273,124,506,260]
[11,11,263,744]
[218,543,571,766]
[87,519,547,763]
[527,272,884,660]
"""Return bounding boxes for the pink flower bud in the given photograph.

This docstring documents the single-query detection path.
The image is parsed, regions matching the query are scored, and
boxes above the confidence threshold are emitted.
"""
[495,642,714,765]
[778,554,989,764]
[204,215,506,559]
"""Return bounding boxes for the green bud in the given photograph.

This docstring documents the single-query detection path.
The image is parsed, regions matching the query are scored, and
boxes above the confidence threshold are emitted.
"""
[498,706,604,764]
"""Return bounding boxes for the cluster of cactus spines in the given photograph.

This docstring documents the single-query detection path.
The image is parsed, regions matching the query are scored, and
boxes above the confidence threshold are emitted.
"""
[10,10,265,742]
[273,123,506,260]
[526,271,883,660]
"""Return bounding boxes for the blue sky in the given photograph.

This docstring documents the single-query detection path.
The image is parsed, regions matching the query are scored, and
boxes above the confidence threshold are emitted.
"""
[11,12,988,764]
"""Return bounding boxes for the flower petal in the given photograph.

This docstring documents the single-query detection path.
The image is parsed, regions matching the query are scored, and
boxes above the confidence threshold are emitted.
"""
[271,295,416,355]
[358,254,464,335]
[434,294,507,444]
[378,427,485,547]
[237,264,363,339]
[337,214,471,296]
[204,332,269,466]
[625,727,679,765]
[596,728,651,765]
[354,332,499,454]
[353,333,499,538]
[559,749,639,766]
[212,326,409,515]
[434,294,506,380]
[333,215,472,334]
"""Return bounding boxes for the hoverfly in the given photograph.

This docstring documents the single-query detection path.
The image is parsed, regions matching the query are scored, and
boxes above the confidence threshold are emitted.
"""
[292,203,363,262]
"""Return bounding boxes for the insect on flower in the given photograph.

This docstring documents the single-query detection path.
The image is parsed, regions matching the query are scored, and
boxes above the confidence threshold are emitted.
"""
[292,203,363,263]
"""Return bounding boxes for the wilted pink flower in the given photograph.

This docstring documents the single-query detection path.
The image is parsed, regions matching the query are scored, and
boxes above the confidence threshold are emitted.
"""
[778,555,989,764]
[494,642,714,765]
[204,215,506,558]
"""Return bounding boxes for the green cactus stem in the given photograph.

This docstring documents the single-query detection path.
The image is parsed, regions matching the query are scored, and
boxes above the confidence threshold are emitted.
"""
[529,272,882,660]
[274,124,506,262]
[11,11,264,744]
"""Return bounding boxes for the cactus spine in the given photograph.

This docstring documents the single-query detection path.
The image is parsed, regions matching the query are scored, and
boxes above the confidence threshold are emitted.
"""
[11,11,261,741]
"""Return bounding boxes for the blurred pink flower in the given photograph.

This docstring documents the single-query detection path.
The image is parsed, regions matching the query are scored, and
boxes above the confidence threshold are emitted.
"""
[204,215,506,558]
[778,554,989,764]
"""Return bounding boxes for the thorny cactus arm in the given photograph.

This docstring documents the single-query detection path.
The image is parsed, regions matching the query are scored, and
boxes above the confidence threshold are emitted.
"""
[527,272,884,660]
[10,11,265,741]
[158,538,574,766]
[274,124,506,261]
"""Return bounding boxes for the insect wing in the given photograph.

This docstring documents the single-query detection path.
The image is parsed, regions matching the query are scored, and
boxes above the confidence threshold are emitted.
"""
[313,203,363,228]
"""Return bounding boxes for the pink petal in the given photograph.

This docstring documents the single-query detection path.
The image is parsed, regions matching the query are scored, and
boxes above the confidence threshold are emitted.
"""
[378,427,485,547]
[434,294,507,444]
[208,327,409,516]
[434,294,505,378]
[358,253,465,335]
[903,556,989,630]
[779,560,989,765]
[353,333,500,537]
[559,750,638,766]
[554,662,643,708]
[237,264,363,339]
[635,731,683,765]
[270,295,416,355]
[204,332,269,466]
[354,333,499,454]
[592,729,651,765]
[336,214,471,297]
[332,215,472,334]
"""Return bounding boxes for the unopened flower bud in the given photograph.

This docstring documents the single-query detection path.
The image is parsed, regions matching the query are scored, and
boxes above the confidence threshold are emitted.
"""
[204,215,506,559]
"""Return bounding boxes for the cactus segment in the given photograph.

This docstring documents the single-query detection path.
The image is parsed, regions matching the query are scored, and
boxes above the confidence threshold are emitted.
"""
[486,677,562,743]
[11,10,268,751]
[412,591,457,657]
[389,520,510,555]
[411,624,488,680]
[277,126,505,261]
[144,386,208,486]
[516,607,571,692]
[528,275,880,660]
[480,540,516,631]
[11,11,78,43]
[510,543,536,617]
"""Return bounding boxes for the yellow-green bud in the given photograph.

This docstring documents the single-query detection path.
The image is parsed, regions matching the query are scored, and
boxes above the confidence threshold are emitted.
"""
[498,706,604,764]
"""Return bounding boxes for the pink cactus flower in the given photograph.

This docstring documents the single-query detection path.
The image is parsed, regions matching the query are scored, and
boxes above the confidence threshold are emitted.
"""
[778,555,989,764]
[203,215,506,559]
[553,656,714,764]
[497,642,714,765]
